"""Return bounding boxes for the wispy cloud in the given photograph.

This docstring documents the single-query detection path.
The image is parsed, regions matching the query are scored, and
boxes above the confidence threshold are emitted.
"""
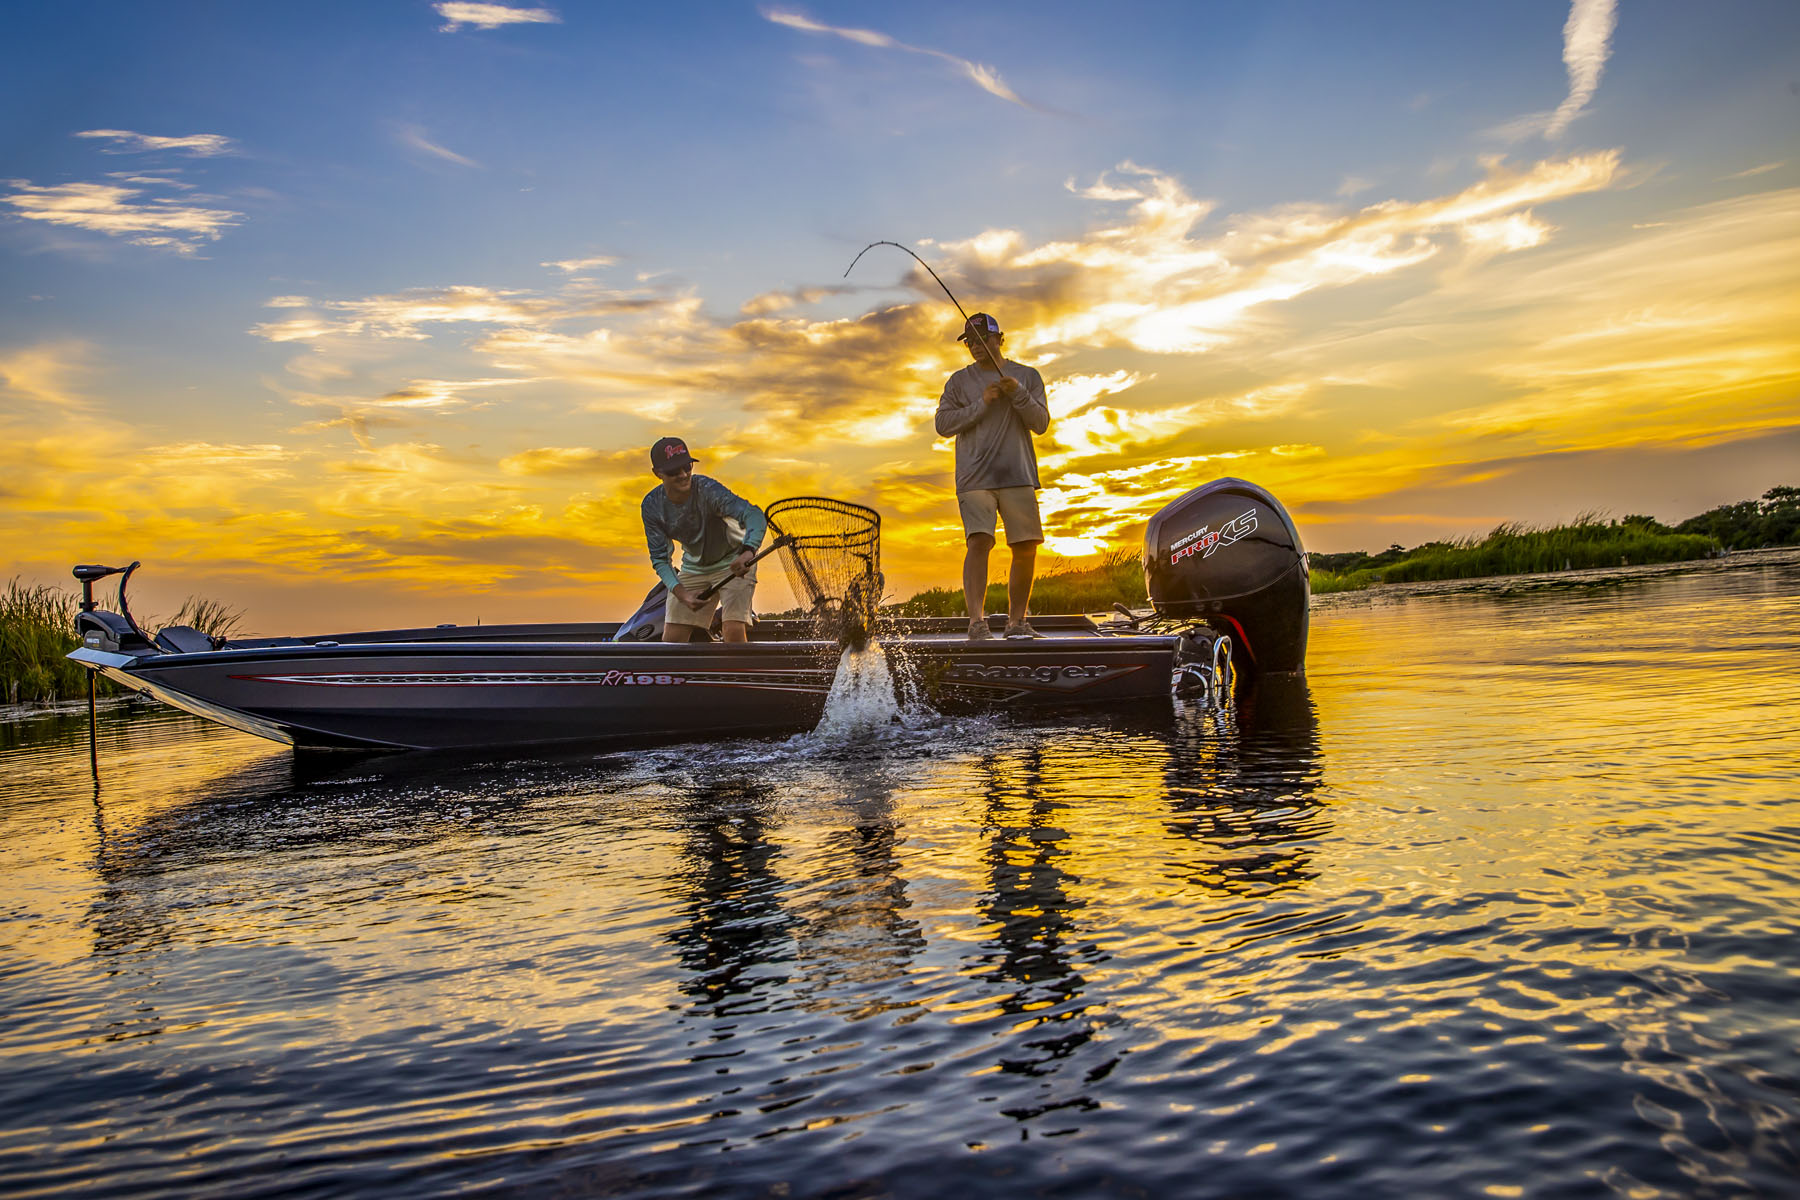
[252,286,556,341]
[542,254,616,274]
[1545,0,1618,138]
[1726,161,1786,180]
[74,129,236,156]
[435,2,559,32]
[1496,0,1618,141]
[370,377,537,410]
[762,7,1045,111]
[1,180,241,254]
[396,124,480,168]
[499,446,616,475]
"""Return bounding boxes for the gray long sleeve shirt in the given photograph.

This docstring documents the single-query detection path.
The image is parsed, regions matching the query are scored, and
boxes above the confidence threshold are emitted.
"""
[934,358,1050,493]
[641,475,767,592]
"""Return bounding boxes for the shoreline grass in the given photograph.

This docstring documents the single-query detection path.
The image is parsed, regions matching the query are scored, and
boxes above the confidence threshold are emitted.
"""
[887,518,1731,616]
[1,579,93,706]
[1,579,244,709]
[1308,518,1721,594]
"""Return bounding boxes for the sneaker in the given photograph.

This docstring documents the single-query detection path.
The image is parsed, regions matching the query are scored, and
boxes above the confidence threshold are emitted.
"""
[1003,619,1040,639]
[967,617,993,641]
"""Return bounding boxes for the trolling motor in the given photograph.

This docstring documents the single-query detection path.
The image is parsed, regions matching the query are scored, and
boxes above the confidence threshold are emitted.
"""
[71,562,150,776]
[73,562,154,654]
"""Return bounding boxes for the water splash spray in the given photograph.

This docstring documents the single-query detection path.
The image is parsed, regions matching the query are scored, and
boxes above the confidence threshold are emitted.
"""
[806,638,933,743]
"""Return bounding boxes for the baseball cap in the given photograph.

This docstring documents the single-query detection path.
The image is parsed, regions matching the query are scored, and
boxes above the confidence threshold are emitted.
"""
[650,436,697,473]
[957,312,1001,342]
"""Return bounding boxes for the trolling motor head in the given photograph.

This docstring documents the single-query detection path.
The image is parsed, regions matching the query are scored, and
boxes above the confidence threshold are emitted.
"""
[1143,478,1309,676]
[70,561,154,653]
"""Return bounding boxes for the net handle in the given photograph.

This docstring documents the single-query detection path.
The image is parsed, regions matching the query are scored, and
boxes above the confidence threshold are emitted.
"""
[693,534,794,603]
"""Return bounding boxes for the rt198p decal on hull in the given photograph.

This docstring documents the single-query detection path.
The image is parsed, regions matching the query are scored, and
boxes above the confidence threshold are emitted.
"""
[1170,509,1258,565]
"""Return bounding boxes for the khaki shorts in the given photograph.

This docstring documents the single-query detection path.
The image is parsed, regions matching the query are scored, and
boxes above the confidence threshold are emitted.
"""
[665,559,758,629]
[958,487,1043,545]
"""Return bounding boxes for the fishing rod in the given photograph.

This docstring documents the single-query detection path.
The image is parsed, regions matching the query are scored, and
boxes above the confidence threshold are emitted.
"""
[843,240,1013,383]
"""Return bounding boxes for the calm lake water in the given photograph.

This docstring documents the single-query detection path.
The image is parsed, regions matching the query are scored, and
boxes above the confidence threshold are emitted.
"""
[4,555,1798,1198]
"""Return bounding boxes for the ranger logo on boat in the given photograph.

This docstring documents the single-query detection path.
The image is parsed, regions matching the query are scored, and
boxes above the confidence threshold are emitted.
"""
[1170,509,1258,565]
[941,661,1139,693]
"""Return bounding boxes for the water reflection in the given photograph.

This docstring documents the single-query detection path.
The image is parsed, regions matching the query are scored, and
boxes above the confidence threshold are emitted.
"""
[1161,677,1327,895]
[789,772,925,1019]
[665,773,796,1018]
[964,742,1109,1127]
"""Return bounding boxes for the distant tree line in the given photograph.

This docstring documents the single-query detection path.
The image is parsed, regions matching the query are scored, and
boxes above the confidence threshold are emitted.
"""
[1665,485,1799,550]
[1310,485,1798,575]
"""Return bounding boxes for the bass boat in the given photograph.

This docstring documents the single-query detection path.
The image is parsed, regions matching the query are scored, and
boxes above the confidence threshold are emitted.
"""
[68,479,1308,752]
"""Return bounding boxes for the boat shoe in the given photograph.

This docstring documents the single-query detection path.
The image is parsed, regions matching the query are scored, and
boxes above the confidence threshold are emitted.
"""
[1004,620,1041,639]
[967,617,993,641]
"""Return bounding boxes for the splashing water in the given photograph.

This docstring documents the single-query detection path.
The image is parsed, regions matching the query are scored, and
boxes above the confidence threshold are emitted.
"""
[807,639,923,742]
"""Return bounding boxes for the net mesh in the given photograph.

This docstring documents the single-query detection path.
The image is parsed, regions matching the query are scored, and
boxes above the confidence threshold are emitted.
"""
[764,497,881,646]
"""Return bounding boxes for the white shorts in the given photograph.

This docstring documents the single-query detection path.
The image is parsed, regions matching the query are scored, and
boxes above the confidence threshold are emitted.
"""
[665,560,758,629]
[958,487,1043,545]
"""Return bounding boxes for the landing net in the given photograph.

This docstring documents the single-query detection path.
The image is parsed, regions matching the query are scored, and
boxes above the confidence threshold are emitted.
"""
[764,497,881,647]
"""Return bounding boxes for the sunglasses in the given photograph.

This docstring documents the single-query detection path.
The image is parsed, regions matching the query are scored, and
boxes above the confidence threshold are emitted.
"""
[660,464,692,478]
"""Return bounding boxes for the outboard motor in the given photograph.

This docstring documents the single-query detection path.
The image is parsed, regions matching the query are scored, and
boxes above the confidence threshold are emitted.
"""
[613,582,670,642]
[612,582,739,642]
[1144,478,1308,676]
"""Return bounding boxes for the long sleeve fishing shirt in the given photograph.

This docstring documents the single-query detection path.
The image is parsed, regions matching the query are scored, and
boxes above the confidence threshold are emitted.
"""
[934,358,1051,493]
[641,475,767,593]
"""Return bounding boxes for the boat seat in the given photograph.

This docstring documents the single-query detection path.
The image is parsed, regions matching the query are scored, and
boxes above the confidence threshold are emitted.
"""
[155,625,218,654]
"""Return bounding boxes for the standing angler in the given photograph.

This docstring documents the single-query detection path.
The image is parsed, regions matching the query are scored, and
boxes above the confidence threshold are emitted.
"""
[934,313,1052,640]
[641,436,767,643]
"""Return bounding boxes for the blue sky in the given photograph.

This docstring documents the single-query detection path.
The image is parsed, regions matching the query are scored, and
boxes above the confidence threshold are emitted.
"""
[3,1,1797,628]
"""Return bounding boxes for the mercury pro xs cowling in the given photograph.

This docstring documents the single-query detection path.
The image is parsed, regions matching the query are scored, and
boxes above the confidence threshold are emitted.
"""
[1144,478,1308,676]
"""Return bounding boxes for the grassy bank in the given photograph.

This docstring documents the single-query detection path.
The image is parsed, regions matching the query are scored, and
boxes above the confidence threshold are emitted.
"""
[1309,518,1721,593]
[1,580,242,708]
[0,579,93,706]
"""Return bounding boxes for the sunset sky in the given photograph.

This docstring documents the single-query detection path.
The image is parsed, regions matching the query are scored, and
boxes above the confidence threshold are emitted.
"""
[4,1,1797,631]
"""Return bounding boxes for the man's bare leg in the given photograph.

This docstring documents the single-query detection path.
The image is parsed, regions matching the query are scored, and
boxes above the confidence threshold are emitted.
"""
[721,620,749,643]
[661,623,695,643]
[963,533,995,622]
[1007,540,1039,625]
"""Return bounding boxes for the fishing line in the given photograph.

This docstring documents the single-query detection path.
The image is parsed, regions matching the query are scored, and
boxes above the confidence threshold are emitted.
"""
[843,240,1011,381]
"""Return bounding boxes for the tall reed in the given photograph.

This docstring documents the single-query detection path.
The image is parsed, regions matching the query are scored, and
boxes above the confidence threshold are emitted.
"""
[0,579,244,708]
[0,579,90,705]
[1324,519,1718,590]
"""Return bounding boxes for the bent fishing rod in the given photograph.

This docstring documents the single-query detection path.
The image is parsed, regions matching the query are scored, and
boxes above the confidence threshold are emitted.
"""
[843,240,1013,383]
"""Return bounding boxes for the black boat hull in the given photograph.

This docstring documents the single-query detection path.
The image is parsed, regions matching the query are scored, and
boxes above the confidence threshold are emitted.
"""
[73,618,1184,751]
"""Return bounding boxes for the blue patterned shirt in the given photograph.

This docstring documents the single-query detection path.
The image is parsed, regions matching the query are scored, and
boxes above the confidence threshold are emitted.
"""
[641,475,767,591]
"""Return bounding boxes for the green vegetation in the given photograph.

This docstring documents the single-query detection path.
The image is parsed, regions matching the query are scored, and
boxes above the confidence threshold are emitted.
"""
[0,580,243,709]
[1307,517,1720,593]
[1,579,92,706]
[1673,486,1800,550]
[887,549,1148,618]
